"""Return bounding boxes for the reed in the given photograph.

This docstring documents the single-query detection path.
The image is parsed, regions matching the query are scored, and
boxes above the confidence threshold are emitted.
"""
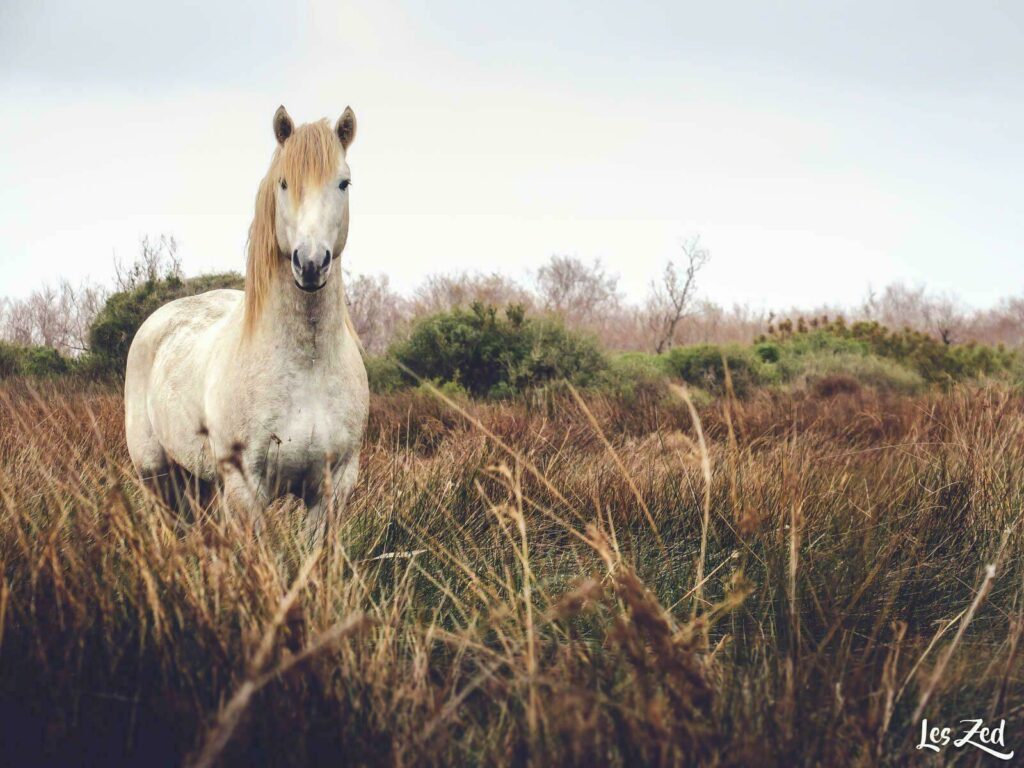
[1,378,1022,765]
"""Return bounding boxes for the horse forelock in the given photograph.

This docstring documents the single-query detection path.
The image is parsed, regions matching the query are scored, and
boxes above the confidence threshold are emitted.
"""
[244,120,342,336]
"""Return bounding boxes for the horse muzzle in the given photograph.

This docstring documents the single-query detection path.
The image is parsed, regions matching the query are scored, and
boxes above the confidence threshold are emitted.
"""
[291,247,332,292]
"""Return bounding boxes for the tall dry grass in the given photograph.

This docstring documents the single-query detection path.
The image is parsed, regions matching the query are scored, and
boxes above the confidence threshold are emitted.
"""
[1,379,1022,765]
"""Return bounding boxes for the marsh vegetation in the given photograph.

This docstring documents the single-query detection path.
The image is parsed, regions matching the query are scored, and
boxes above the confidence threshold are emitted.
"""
[1,374,1022,765]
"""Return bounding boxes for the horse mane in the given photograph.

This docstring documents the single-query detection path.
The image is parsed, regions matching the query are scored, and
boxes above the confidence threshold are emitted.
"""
[244,119,341,336]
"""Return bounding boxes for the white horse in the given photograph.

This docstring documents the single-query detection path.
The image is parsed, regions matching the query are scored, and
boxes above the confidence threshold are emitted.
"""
[125,106,369,531]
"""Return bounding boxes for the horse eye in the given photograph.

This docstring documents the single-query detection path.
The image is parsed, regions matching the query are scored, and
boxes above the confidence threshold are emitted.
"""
[280,179,287,190]
[339,179,351,191]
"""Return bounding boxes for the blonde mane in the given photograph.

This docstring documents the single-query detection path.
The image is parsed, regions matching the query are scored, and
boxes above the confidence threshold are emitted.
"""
[244,119,341,335]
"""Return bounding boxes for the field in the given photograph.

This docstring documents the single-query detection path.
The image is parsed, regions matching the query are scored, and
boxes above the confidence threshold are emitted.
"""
[1,378,1022,766]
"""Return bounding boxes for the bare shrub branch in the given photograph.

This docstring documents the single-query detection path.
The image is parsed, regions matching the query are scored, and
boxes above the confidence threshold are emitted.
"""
[646,236,710,353]
[534,255,621,329]
[113,234,182,292]
[345,273,409,354]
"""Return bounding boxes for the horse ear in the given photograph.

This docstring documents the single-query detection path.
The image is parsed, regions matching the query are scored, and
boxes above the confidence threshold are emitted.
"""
[273,105,294,145]
[335,106,357,150]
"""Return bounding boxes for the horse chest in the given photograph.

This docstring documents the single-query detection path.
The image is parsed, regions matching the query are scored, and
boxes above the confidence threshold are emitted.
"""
[268,384,352,467]
[205,336,368,499]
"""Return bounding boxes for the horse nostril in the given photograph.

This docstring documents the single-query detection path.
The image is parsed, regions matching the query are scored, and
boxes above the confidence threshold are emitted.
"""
[323,249,332,267]
[292,249,300,268]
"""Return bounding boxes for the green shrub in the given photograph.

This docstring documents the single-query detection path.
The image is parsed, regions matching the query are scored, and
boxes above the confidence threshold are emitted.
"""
[365,356,405,394]
[22,346,71,377]
[417,378,471,401]
[773,329,869,358]
[783,351,924,395]
[596,352,671,402]
[763,318,1021,385]
[661,344,773,396]
[945,342,1018,381]
[0,343,24,378]
[0,343,77,379]
[484,381,517,401]
[754,342,781,363]
[71,353,115,382]
[390,302,607,398]
[87,271,243,380]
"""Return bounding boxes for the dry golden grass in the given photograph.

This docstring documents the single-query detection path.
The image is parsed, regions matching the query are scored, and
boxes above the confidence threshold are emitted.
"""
[1,379,1022,766]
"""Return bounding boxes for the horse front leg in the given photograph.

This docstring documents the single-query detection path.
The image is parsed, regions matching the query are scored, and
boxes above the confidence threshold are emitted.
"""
[305,452,359,542]
[218,456,268,535]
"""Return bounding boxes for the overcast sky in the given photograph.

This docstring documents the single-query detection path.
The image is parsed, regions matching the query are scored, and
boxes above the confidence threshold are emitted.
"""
[1,0,1021,308]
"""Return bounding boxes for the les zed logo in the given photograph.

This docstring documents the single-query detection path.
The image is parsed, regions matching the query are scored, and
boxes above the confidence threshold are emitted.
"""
[917,719,1014,760]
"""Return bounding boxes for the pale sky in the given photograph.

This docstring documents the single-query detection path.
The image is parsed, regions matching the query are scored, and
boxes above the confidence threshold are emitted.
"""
[1,1,1022,308]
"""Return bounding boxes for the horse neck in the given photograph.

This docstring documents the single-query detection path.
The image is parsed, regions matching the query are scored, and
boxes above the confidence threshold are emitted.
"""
[249,259,351,365]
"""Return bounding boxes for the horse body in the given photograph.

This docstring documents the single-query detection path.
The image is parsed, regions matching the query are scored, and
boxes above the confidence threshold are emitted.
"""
[125,106,368,528]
